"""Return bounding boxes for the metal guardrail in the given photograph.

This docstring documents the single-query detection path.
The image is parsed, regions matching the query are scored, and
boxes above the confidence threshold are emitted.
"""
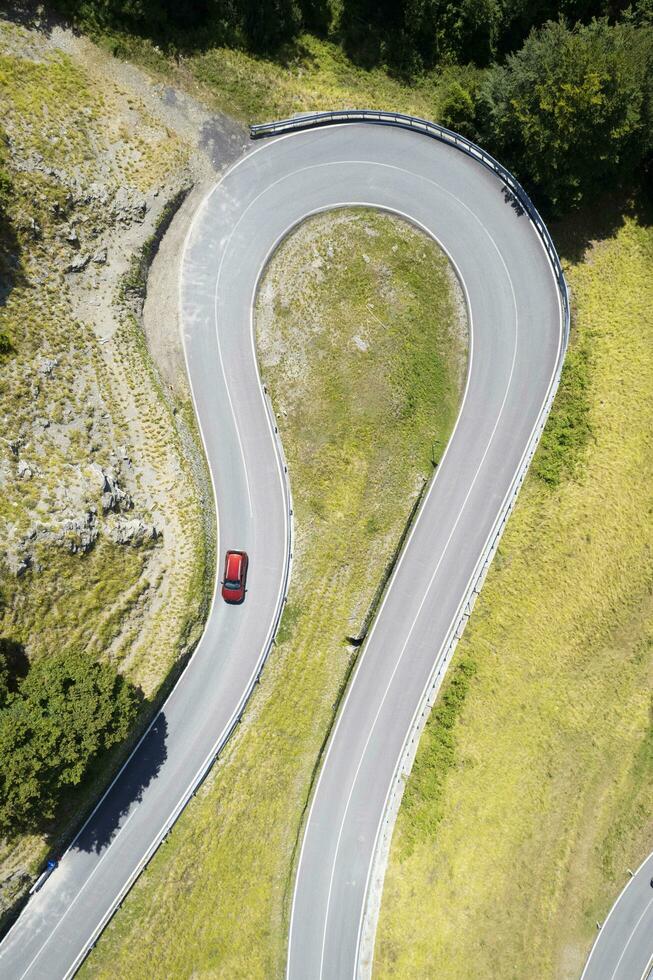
[7,235,297,978]
[251,110,572,976]
[250,109,570,344]
[22,112,570,978]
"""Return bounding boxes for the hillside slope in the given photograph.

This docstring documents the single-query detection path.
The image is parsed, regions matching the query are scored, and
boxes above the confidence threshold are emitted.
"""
[0,15,241,921]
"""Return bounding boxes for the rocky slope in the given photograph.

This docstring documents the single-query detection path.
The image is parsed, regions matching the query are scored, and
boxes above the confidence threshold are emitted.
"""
[0,9,245,920]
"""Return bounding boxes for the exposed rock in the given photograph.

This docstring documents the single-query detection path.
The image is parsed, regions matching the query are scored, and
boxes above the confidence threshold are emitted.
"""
[17,460,32,479]
[88,462,106,488]
[92,246,107,264]
[16,554,32,577]
[102,483,131,513]
[57,512,98,554]
[88,463,133,512]
[107,517,159,546]
[112,187,149,224]
[65,225,79,244]
[113,444,132,466]
[37,356,58,377]
[67,253,91,273]
[85,182,109,206]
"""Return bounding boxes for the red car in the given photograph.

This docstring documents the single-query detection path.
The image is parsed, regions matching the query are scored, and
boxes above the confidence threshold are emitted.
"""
[221,550,248,604]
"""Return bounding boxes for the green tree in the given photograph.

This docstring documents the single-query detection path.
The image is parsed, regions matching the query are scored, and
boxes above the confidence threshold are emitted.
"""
[478,19,653,210]
[0,652,139,836]
[438,77,480,137]
[241,0,302,51]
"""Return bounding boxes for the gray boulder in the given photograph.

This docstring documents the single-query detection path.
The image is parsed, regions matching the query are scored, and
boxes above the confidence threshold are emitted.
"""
[107,517,159,546]
[67,253,91,273]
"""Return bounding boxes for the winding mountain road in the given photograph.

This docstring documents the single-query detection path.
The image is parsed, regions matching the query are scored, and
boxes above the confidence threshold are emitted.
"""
[0,118,575,979]
[581,850,653,980]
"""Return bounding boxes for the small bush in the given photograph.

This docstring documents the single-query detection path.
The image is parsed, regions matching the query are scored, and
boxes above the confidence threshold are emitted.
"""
[0,332,13,359]
[400,655,478,849]
[438,78,479,139]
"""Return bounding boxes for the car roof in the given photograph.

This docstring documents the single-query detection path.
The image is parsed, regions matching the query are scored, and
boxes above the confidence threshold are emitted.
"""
[226,551,243,575]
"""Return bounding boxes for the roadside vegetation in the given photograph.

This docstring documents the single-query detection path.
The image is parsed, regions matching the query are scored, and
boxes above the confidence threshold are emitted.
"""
[80,208,467,978]
[375,216,653,979]
[0,20,211,919]
[2,0,652,975]
[55,0,653,212]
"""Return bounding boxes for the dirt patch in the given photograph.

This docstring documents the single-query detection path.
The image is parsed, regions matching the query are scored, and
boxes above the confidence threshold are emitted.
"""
[142,180,215,394]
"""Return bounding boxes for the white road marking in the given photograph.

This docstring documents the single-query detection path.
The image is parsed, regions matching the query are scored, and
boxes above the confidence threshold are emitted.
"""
[609,896,653,980]
[2,123,566,980]
[581,852,653,980]
[317,217,519,980]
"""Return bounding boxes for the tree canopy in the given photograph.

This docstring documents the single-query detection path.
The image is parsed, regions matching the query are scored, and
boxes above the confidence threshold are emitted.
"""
[476,19,653,209]
[0,652,139,836]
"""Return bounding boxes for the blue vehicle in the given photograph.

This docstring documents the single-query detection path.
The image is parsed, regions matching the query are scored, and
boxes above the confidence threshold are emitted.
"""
[29,859,58,895]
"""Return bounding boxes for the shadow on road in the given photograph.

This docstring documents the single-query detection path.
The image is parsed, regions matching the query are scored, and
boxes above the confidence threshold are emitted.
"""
[73,713,169,855]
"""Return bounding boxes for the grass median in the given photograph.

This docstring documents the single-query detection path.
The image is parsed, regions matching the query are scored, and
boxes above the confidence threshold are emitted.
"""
[81,208,467,978]
[374,216,653,979]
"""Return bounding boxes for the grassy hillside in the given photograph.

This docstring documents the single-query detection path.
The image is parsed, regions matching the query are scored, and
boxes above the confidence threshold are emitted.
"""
[81,208,467,978]
[4,11,651,977]
[93,30,454,124]
[375,217,653,979]
[0,20,211,916]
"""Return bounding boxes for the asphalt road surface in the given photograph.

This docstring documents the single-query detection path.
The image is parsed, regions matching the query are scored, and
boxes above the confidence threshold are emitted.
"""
[581,850,653,980]
[0,121,568,979]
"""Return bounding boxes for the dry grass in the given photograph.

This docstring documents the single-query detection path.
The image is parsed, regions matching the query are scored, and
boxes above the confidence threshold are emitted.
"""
[0,19,210,911]
[81,208,467,979]
[374,218,653,980]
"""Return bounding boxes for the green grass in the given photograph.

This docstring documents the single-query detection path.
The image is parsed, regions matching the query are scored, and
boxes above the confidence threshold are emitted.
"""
[0,42,101,173]
[374,217,653,980]
[0,25,207,694]
[0,20,210,915]
[533,336,593,487]
[81,207,467,979]
[96,29,467,124]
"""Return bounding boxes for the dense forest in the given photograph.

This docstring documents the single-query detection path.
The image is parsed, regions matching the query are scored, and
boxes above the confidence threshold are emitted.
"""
[57,0,653,212]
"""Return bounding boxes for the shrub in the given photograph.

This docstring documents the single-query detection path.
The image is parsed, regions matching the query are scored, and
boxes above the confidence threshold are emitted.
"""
[438,78,479,138]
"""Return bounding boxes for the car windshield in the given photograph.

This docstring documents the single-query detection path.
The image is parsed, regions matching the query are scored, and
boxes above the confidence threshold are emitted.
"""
[225,579,240,589]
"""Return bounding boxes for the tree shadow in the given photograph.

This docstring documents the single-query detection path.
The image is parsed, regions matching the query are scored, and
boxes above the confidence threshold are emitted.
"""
[549,185,653,266]
[0,638,29,693]
[72,711,168,855]
[5,0,330,64]
[500,183,526,217]
[3,0,67,36]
